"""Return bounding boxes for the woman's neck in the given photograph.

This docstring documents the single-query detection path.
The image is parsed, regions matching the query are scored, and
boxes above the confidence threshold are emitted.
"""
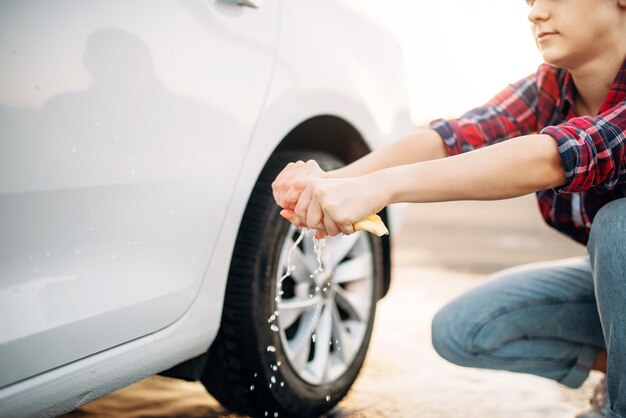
[570,52,624,116]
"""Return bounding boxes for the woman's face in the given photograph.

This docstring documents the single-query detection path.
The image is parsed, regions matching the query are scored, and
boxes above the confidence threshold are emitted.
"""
[526,0,624,69]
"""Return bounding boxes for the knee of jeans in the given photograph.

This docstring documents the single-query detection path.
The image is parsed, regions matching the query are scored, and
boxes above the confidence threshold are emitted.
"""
[431,301,480,367]
[589,198,626,259]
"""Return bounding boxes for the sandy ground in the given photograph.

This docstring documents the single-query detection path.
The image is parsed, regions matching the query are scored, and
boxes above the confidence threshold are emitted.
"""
[63,195,600,418]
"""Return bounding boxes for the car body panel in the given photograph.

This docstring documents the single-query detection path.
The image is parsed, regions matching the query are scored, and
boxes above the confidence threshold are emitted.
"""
[0,0,413,416]
[0,0,279,386]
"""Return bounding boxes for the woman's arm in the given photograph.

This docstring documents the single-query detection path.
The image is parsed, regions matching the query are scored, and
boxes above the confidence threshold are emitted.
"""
[378,134,566,204]
[290,134,566,236]
[272,128,447,211]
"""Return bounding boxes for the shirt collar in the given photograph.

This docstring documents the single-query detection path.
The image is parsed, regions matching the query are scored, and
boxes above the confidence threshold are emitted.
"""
[559,70,576,116]
[600,55,626,114]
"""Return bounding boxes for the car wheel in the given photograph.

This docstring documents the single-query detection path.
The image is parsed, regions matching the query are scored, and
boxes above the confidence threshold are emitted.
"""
[202,150,383,418]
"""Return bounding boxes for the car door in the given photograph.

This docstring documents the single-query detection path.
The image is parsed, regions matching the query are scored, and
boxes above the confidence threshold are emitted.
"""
[0,0,279,387]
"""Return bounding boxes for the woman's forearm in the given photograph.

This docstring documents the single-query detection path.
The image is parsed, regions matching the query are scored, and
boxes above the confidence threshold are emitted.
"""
[327,128,448,179]
[372,134,567,204]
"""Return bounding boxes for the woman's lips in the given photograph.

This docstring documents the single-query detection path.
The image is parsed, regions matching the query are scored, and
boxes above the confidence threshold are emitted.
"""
[537,32,558,42]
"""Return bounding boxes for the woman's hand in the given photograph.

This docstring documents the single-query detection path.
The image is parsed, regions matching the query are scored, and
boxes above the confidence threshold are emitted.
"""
[272,159,328,214]
[285,175,387,238]
[272,159,391,237]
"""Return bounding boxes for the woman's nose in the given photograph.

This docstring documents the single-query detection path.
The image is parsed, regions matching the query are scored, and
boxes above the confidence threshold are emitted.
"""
[527,0,550,24]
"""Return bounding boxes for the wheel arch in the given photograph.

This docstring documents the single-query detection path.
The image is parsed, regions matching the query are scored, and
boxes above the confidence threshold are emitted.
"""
[160,114,394,383]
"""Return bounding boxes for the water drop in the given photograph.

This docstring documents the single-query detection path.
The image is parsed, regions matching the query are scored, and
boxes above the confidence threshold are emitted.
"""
[270,376,276,384]
[266,345,276,352]
[250,385,254,391]
[326,395,330,401]
[270,324,279,332]
[272,365,278,371]
[280,381,284,387]
[254,373,258,377]
[277,361,281,366]
[312,334,317,342]
[274,413,279,417]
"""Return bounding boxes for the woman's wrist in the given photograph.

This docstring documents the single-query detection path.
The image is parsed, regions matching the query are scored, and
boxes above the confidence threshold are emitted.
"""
[363,169,397,210]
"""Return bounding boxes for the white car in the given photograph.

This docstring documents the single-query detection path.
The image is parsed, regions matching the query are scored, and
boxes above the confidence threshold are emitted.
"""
[0,1,412,417]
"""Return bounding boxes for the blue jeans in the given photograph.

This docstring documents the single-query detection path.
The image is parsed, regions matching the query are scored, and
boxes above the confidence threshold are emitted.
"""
[431,198,626,418]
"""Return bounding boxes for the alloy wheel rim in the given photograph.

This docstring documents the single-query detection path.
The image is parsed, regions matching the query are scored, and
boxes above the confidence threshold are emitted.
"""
[275,226,374,385]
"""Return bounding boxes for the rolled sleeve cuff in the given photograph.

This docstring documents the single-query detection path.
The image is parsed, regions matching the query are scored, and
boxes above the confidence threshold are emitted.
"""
[429,119,462,157]
[540,125,581,193]
[558,345,598,388]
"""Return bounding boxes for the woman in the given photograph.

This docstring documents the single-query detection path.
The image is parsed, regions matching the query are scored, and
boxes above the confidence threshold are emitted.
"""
[272,0,626,416]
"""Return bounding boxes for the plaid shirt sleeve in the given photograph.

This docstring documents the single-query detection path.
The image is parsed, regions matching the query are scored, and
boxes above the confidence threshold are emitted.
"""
[541,101,626,192]
[429,74,540,156]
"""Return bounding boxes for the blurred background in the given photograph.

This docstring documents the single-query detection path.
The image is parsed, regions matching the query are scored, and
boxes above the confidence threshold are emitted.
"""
[363,0,542,124]
[63,1,596,417]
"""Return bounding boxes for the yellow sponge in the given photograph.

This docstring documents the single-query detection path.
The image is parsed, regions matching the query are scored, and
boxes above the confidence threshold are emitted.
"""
[353,214,389,236]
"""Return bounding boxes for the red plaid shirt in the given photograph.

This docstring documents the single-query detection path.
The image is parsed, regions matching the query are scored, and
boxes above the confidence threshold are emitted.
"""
[430,57,626,245]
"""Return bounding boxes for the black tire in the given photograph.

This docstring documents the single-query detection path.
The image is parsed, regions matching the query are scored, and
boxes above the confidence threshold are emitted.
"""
[202,150,384,417]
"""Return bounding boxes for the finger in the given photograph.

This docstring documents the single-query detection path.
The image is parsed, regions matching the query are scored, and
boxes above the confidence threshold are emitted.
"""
[274,161,304,208]
[294,186,312,223]
[280,208,293,220]
[338,221,356,235]
[306,200,324,230]
[272,162,297,205]
[284,180,307,209]
[322,211,341,237]
[280,209,305,228]
[314,229,327,239]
